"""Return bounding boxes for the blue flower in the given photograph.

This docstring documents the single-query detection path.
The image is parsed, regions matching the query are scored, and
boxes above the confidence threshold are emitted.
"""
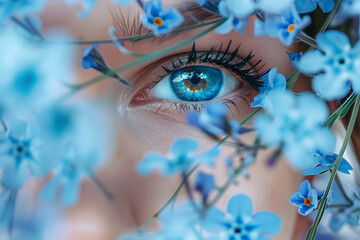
[286,51,303,68]
[40,148,101,205]
[0,0,47,23]
[81,44,104,71]
[137,138,220,176]
[195,171,216,200]
[187,102,245,139]
[203,194,282,239]
[216,0,249,34]
[0,29,74,114]
[251,68,286,108]
[303,152,353,175]
[332,0,360,25]
[297,30,360,100]
[254,6,311,46]
[329,193,360,232]
[195,0,207,6]
[0,119,44,189]
[254,90,336,170]
[295,0,335,13]
[141,0,184,36]
[63,0,97,18]
[289,180,320,216]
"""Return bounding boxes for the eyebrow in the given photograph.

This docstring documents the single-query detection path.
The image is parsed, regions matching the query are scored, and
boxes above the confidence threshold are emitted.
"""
[110,2,220,45]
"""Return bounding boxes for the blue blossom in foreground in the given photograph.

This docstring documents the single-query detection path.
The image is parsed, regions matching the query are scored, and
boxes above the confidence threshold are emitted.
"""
[254,90,336,170]
[332,0,360,25]
[286,51,303,68]
[195,171,216,200]
[251,68,286,108]
[187,102,246,139]
[0,119,44,189]
[297,30,360,100]
[141,0,184,36]
[303,152,353,175]
[0,29,74,113]
[254,7,311,46]
[0,0,47,23]
[137,138,220,176]
[329,193,360,232]
[204,194,282,239]
[216,0,249,34]
[289,180,319,216]
[295,0,334,13]
[81,44,104,71]
[40,148,101,205]
[63,0,97,18]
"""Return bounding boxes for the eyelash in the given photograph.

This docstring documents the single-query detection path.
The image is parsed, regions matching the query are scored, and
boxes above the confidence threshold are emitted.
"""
[156,41,267,91]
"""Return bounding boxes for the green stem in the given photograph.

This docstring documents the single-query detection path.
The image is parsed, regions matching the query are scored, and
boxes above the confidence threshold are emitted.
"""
[50,18,224,45]
[306,94,360,240]
[239,108,260,125]
[60,19,225,100]
[324,93,356,127]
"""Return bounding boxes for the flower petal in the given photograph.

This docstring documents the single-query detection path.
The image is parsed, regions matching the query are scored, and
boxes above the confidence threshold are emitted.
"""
[227,194,253,218]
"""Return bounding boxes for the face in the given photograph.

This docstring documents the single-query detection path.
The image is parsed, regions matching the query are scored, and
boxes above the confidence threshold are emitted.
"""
[39,1,311,239]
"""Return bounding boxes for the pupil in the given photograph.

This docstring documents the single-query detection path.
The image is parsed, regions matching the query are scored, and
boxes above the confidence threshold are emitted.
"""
[189,74,201,85]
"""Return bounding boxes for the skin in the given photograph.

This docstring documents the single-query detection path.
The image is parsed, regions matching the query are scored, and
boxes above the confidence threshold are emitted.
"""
[38,0,315,239]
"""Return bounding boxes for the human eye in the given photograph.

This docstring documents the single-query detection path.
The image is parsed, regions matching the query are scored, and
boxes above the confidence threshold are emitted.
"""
[127,41,267,118]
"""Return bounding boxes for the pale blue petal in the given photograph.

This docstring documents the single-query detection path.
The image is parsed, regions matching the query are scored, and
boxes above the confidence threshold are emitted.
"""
[316,31,351,55]
[298,50,326,74]
[303,165,329,176]
[202,206,226,233]
[252,211,282,234]
[317,0,335,13]
[62,177,81,205]
[289,192,305,206]
[136,152,169,176]
[215,18,234,34]
[295,0,317,13]
[40,174,62,201]
[227,194,252,218]
[299,180,311,196]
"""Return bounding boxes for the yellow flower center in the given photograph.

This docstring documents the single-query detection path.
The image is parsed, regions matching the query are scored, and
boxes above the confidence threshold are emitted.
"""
[304,198,312,206]
[288,24,296,32]
[153,17,163,26]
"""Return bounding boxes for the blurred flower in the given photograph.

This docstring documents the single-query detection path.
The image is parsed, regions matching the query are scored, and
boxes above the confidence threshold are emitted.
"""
[286,51,303,68]
[40,147,101,205]
[195,0,207,6]
[297,30,360,100]
[81,44,104,72]
[329,193,360,232]
[254,6,311,46]
[303,152,353,175]
[254,90,335,170]
[0,0,47,23]
[289,180,320,216]
[295,0,334,13]
[141,0,184,36]
[195,171,216,201]
[203,194,282,239]
[0,119,44,189]
[0,29,74,114]
[63,0,98,18]
[332,0,360,25]
[216,0,249,34]
[251,68,286,108]
[137,138,220,176]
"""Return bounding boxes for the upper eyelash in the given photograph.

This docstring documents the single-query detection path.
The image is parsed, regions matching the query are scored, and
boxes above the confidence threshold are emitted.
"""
[159,41,268,91]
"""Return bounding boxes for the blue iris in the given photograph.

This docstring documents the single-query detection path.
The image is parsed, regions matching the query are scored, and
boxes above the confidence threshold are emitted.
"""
[169,66,223,101]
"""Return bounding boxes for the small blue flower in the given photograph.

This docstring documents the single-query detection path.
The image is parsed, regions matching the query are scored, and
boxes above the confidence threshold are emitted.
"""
[286,51,303,68]
[0,119,44,189]
[203,194,282,239]
[81,44,104,71]
[254,90,336,170]
[251,68,286,108]
[303,152,353,175]
[137,138,220,176]
[0,0,47,23]
[63,0,97,18]
[297,30,360,100]
[141,0,184,36]
[216,0,249,34]
[40,148,101,205]
[254,6,311,46]
[329,193,360,232]
[295,0,335,13]
[187,102,245,139]
[332,0,360,25]
[195,171,216,200]
[289,180,319,216]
